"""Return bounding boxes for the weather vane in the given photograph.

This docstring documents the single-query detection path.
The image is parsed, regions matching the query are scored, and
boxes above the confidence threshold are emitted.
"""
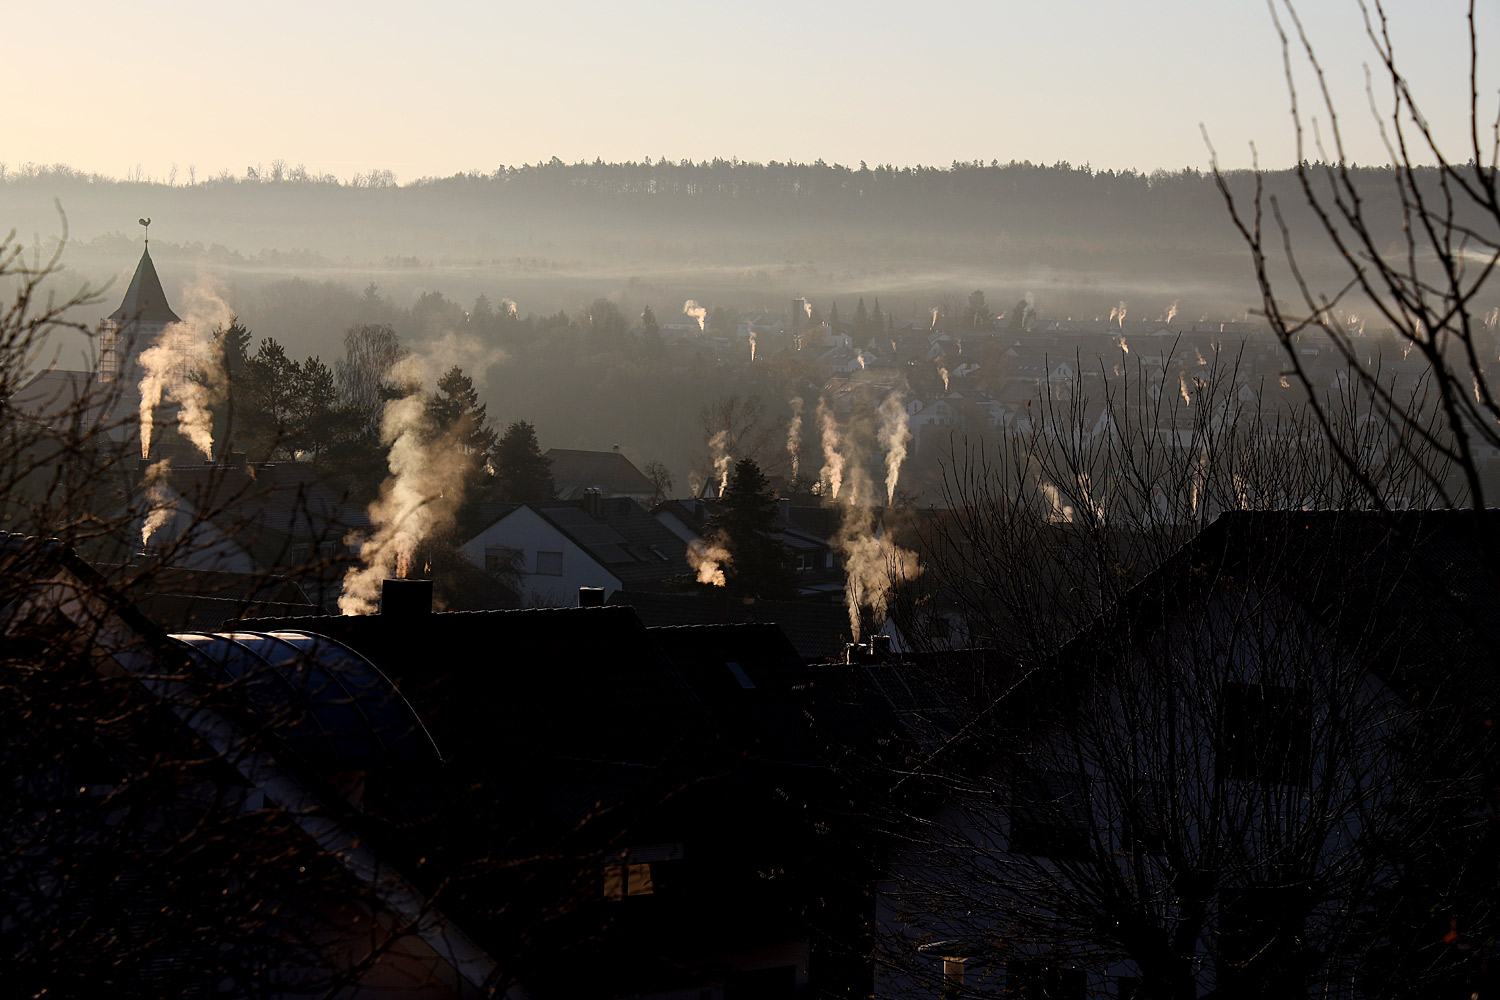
[138,217,151,246]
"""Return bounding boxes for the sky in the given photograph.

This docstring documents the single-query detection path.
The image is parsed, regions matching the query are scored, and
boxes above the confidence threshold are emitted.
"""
[10,0,1498,183]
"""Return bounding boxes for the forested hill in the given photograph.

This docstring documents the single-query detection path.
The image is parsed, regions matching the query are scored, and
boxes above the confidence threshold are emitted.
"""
[0,158,1463,267]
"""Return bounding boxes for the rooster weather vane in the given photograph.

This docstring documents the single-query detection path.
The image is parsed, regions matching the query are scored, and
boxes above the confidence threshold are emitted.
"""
[138,217,151,246]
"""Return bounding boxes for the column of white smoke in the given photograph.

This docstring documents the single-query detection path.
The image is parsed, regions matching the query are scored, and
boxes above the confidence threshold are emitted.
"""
[137,279,233,460]
[749,331,757,362]
[686,537,731,586]
[1038,479,1074,523]
[817,398,845,500]
[939,367,950,391]
[709,429,732,497]
[684,300,707,331]
[787,397,803,481]
[1165,299,1179,325]
[878,393,910,505]
[816,398,922,640]
[338,339,502,615]
[834,506,920,642]
[803,300,813,319]
[501,298,518,317]
[140,459,176,549]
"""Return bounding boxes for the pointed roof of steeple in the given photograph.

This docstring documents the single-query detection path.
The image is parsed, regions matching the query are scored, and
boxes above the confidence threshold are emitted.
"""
[107,246,181,326]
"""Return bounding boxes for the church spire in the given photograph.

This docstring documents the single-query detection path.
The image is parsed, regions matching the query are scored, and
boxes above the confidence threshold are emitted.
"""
[107,243,180,327]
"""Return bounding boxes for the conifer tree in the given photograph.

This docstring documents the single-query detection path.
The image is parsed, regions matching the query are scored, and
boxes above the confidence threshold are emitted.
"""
[491,420,555,503]
[708,458,795,600]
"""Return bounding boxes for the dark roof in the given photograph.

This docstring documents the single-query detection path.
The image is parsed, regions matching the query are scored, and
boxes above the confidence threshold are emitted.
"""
[161,462,370,544]
[612,589,853,660]
[106,247,181,326]
[648,623,819,764]
[1062,509,1500,709]
[528,497,688,587]
[545,448,655,498]
[236,604,708,764]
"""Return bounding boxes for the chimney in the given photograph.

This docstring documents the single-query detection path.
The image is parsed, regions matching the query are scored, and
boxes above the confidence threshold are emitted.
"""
[583,487,603,517]
[778,497,791,522]
[612,444,620,453]
[871,634,892,661]
[381,578,432,617]
[844,641,873,665]
[578,586,605,607]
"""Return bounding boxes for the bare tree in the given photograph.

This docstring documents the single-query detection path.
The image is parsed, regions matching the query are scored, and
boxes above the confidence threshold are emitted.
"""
[1213,0,1500,512]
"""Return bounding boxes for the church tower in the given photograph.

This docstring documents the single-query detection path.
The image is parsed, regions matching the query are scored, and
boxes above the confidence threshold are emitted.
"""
[99,241,180,382]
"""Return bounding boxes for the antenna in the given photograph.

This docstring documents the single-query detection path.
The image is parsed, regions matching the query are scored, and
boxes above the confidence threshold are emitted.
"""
[138,217,151,246]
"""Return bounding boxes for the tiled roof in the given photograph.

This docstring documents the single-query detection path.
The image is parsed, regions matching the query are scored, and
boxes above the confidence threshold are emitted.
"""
[545,448,655,498]
[612,590,853,661]
[531,497,688,586]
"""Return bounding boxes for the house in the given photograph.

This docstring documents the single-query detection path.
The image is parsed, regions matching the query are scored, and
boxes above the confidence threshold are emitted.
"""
[462,494,689,604]
[97,458,370,613]
[244,589,878,997]
[874,509,1500,998]
[652,497,843,598]
[6,527,886,996]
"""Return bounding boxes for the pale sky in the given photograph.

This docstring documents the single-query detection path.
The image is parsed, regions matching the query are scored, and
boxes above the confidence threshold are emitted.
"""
[10,0,1497,183]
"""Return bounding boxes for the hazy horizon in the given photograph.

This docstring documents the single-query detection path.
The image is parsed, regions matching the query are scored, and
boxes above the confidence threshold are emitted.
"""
[11,1,1496,184]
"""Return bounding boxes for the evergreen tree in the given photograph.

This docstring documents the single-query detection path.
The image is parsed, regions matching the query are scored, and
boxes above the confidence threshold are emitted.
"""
[240,336,301,458]
[854,297,869,339]
[828,301,841,332]
[491,420,555,503]
[640,305,665,360]
[427,366,497,458]
[966,289,991,330]
[292,356,340,458]
[707,457,795,600]
[870,298,885,335]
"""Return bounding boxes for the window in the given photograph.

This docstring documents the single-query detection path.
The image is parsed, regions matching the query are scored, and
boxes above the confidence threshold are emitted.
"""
[484,546,520,577]
[1217,682,1311,784]
[535,550,563,576]
[1008,770,1091,859]
[603,863,654,899]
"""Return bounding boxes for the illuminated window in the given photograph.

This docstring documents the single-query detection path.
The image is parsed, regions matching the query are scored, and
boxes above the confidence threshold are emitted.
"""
[603,863,654,899]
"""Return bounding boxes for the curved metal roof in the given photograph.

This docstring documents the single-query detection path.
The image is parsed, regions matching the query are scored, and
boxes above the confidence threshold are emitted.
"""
[170,629,441,768]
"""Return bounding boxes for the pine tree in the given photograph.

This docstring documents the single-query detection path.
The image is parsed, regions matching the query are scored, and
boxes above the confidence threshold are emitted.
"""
[708,458,795,599]
[492,420,555,503]
[640,305,664,359]
[427,366,497,458]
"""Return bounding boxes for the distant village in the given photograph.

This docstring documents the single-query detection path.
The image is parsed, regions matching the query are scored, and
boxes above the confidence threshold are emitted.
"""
[6,237,1500,998]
